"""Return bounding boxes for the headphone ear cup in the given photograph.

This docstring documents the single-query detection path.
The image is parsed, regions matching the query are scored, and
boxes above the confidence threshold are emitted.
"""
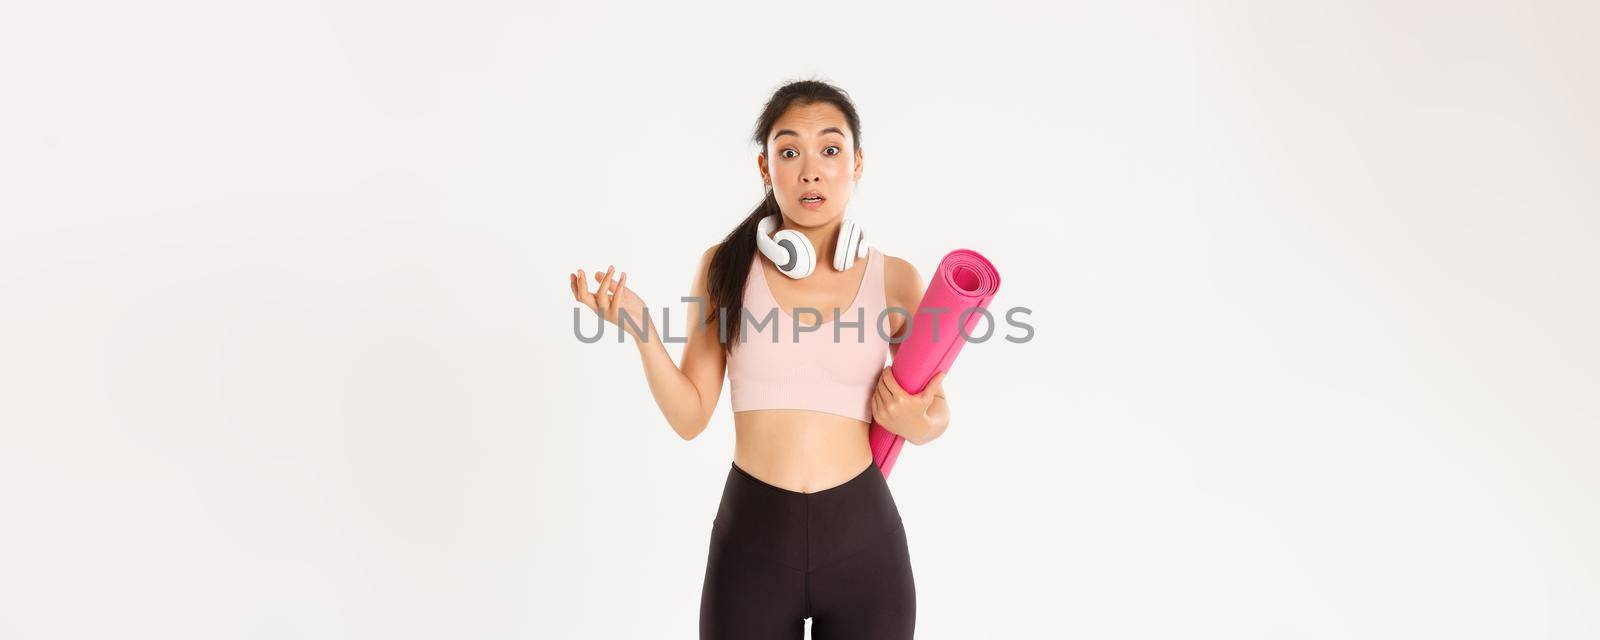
[772,229,816,279]
[834,219,863,272]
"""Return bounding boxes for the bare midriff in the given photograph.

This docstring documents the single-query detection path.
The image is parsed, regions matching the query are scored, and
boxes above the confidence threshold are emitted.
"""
[732,409,874,494]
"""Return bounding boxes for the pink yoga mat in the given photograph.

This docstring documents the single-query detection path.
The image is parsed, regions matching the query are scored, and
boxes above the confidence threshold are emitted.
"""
[870,248,1001,478]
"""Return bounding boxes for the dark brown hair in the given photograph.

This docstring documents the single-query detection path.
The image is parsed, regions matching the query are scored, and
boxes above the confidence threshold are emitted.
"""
[705,79,863,352]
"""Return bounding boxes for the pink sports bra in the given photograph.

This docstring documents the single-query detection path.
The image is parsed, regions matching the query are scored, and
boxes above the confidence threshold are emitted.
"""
[726,246,891,423]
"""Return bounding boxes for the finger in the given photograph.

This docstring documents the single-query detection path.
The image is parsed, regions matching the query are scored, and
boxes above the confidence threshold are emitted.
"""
[876,375,892,406]
[574,269,597,311]
[880,368,902,400]
[921,371,947,399]
[605,266,620,303]
[615,271,630,324]
[571,271,591,304]
[596,265,616,317]
[882,368,905,396]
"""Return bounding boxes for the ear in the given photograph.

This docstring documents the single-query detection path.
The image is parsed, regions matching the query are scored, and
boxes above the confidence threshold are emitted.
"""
[853,146,864,182]
[757,153,770,185]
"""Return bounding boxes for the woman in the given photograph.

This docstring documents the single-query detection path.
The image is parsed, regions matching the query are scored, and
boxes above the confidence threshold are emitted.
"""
[569,79,950,639]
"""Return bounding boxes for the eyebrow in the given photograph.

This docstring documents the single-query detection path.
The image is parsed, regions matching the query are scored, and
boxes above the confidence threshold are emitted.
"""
[773,126,846,141]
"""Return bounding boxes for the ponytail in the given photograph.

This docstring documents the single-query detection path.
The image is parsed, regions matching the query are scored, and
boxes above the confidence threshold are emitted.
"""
[706,189,779,353]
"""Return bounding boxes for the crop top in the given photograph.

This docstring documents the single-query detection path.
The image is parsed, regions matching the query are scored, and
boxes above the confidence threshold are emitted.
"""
[726,245,891,423]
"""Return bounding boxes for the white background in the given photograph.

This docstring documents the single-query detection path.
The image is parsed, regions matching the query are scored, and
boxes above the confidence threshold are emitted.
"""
[3,1,1597,638]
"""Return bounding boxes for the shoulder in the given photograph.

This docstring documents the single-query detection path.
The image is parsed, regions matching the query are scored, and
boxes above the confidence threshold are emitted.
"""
[690,243,721,294]
[881,251,922,286]
[880,251,924,307]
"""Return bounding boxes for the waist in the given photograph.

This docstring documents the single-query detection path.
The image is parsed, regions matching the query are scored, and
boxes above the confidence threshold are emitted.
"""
[732,410,874,493]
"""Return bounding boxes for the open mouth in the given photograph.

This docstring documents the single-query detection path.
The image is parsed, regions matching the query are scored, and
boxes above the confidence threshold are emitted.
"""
[800,192,826,205]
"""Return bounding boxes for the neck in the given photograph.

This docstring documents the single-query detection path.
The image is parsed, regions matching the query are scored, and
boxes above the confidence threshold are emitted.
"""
[785,217,843,262]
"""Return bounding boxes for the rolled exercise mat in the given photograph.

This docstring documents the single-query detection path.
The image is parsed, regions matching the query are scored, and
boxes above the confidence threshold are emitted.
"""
[870,248,1001,479]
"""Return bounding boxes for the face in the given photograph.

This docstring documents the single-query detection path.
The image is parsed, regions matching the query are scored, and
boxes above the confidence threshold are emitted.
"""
[758,101,864,227]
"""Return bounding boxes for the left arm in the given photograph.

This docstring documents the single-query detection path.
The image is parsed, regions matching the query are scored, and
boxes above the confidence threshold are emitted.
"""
[875,254,952,446]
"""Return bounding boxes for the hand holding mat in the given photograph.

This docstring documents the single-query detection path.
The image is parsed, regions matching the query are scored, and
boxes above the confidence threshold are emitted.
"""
[870,249,1001,478]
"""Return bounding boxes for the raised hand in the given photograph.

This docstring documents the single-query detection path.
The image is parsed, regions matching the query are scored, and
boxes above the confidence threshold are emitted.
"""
[570,265,650,340]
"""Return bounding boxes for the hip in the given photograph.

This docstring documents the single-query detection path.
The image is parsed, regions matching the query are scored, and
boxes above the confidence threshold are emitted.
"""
[709,458,906,573]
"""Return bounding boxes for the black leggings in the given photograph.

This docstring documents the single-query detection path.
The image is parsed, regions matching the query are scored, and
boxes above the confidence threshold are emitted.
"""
[699,459,916,639]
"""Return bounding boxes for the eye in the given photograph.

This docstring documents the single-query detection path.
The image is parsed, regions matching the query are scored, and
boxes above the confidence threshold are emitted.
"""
[824,146,841,156]
[780,148,797,159]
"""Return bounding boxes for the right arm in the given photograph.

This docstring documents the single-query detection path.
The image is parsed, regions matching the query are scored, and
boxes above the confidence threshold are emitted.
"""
[633,246,726,440]
[571,246,726,441]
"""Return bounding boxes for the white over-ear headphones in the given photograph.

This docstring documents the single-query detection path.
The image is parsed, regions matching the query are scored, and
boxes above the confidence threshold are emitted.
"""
[755,214,870,279]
